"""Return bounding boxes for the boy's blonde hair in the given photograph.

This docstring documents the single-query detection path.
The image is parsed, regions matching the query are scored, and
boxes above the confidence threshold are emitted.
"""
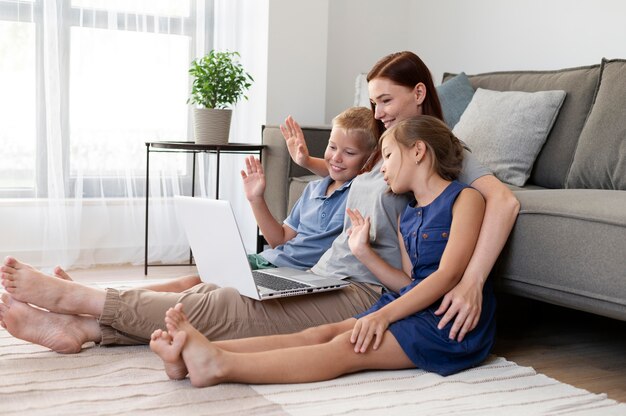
[332,106,380,172]
[381,115,465,181]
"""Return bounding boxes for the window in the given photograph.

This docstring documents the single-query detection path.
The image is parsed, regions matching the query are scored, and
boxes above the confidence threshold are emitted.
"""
[0,0,212,198]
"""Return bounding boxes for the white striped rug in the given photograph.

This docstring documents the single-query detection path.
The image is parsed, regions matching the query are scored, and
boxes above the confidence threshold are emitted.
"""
[1,327,624,416]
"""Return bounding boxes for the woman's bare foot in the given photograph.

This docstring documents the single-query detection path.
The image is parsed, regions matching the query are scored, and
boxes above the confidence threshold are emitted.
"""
[150,328,188,380]
[165,304,227,387]
[53,266,72,281]
[0,293,99,354]
[0,256,103,316]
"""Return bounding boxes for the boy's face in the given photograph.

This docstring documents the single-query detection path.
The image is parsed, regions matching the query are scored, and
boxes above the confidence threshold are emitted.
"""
[324,128,371,185]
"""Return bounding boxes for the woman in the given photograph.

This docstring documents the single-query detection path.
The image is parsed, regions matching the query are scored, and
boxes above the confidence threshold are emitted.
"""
[284,51,519,341]
[0,52,518,353]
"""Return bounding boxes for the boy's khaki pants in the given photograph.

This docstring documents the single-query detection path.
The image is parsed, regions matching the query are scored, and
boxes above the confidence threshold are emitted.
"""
[99,281,381,345]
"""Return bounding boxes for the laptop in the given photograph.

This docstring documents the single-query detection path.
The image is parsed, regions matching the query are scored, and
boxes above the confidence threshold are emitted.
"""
[174,196,350,300]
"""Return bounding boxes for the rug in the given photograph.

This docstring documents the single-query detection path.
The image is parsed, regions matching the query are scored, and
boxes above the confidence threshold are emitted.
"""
[1,328,625,415]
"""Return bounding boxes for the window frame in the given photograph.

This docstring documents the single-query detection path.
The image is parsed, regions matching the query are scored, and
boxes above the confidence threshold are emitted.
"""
[0,0,213,198]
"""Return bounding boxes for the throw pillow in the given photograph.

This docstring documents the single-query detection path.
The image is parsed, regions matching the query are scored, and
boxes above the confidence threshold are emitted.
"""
[566,59,626,190]
[452,88,566,187]
[436,72,475,129]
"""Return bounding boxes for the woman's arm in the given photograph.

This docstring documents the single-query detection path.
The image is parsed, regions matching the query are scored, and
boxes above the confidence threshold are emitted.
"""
[346,208,413,292]
[241,156,297,247]
[280,116,330,177]
[435,175,520,341]
[351,189,486,352]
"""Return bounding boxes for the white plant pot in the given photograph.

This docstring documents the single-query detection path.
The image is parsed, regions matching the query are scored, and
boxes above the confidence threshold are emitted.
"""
[193,108,232,145]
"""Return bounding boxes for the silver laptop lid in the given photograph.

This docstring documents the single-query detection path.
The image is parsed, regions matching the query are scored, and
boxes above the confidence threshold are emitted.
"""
[173,196,261,300]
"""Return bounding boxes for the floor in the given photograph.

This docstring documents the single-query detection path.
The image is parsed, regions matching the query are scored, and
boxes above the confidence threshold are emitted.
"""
[14,264,626,404]
[493,293,626,403]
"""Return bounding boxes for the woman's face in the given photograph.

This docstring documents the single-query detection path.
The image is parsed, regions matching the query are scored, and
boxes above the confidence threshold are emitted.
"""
[368,77,423,130]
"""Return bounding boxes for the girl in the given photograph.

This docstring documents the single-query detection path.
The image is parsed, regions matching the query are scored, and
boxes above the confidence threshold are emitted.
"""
[150,115,496,386]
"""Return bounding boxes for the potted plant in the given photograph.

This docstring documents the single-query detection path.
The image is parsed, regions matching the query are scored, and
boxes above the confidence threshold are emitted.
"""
[188,50,253,144]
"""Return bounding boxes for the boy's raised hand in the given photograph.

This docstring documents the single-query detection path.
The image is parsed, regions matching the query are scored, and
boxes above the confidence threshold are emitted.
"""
[240,156,266,202]
[280,116,310,167]
[346,208,371,257]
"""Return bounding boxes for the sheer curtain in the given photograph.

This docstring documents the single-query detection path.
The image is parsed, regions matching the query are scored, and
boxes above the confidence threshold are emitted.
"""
[0,0,245,271]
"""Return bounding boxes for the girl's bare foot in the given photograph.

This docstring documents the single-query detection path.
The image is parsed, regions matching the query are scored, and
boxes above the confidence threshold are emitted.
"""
[150,328,188,380]
[1,256,102,315]
[165,304,227,387]
[0,293,98,354]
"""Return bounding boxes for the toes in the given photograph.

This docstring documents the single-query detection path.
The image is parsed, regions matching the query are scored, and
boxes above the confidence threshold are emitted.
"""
[4,256,17,268]
[1,293,11,304]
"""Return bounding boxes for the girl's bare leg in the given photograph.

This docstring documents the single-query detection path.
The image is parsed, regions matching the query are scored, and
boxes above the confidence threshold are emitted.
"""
[0,294,102,354]
[165,305,413,387]
[1,256,106,316]
[214,318,357,353]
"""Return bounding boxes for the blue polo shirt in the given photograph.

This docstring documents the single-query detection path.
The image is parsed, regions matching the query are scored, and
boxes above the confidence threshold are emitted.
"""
[260,176,353,269]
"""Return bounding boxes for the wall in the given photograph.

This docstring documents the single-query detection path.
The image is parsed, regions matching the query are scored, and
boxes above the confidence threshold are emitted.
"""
[410,0,626,83]
[321,0,626,122]
[324,0,412,122]
[266,0,330,126]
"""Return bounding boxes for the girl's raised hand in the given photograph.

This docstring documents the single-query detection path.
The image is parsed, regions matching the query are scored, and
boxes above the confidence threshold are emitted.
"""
[350,311,390,353]
[240,156,266,202]
[279,116,310,167]
[346,208,371,257]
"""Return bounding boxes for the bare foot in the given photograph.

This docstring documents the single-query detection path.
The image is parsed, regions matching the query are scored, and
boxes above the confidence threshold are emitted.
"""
[53,266,73,281]
[150,328,188,380]
[0,293,97,354]
[165,304,227,387]
[1,256,101,315]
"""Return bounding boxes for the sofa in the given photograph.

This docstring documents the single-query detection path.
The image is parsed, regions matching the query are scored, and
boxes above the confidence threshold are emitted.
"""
[261,58,626,322]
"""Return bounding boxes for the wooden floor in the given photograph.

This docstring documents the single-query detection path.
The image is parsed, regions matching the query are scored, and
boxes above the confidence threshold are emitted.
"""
[54,265,626,403]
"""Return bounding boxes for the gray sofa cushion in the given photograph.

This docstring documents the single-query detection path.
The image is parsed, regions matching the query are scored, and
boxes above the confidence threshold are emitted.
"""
[495,189,626,320]
[436,72,475,129]
[446,64,601,189]
[566,59,626,190]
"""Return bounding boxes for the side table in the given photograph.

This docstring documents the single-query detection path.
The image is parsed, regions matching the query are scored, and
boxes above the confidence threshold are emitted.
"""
[144,141,265,275]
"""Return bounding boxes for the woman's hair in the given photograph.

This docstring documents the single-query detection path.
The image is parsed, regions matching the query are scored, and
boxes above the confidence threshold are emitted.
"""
[381,115,464,181]
[367,51,443,136]
[332,106,381,172]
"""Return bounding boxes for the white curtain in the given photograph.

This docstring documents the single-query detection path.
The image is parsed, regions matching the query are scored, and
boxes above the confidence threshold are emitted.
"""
[0,0,227,271]
[210,0,268,252]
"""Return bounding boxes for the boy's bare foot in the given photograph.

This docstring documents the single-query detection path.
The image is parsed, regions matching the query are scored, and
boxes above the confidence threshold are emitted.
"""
[150,328,188,380]
[1,256,102,316]
[0,293,95,354]
[165,304,227,387]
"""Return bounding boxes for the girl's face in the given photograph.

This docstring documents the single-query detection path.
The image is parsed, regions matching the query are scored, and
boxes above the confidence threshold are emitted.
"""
[380,136,412,194]
[368,77,424,130]
[324,128,372,185]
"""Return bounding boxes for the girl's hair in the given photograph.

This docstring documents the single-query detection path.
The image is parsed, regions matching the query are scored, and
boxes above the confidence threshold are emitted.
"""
[381,115,464,181]
[332,106,381,172]
[367,51,444,136]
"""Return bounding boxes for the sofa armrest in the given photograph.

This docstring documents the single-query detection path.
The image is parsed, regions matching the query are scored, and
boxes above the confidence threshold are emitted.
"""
[261,125,331,223]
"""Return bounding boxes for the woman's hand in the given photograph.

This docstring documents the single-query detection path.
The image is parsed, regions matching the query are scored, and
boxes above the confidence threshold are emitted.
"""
[434,277,483,342]
[346,208,372,258]
[240,156,266,202]
[280,116,310,168]
[350,311,390,353]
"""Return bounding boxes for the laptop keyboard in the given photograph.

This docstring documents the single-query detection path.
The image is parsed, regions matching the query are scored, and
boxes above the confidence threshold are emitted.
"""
[252,270,311,291]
